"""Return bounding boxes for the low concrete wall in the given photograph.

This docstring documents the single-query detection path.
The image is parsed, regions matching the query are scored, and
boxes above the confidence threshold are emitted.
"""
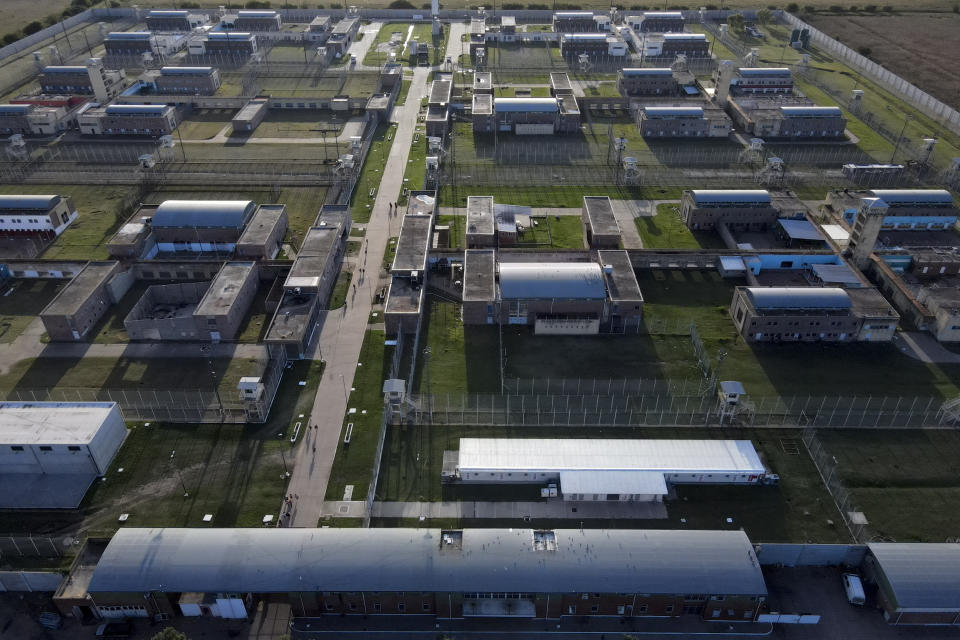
[0,571,64,592]
[755,543,866,568]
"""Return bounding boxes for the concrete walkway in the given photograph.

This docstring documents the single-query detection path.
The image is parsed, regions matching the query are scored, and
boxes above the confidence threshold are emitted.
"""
[347,21,383,70]
[894,331,960,364]
[322,499,668,520]
[286,67,431,527]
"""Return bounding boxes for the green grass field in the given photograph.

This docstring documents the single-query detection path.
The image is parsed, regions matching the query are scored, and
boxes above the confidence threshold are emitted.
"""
[351,122,398,224]
[637,203,728,249]
[249,110,348,139]
[324,329,392,502]
[0,184,134,261]
[437,213,584,249]
[74,360,322,534]
[376,424,845,543]
[439,185,684,208]
[0,279,64,343]
[176,109,233,141]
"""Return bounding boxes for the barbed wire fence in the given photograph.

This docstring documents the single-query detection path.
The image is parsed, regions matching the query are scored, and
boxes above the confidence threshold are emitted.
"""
[802,428,874,543]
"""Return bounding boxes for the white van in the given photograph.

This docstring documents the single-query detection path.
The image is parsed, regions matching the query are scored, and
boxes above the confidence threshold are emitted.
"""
[842,573,865,606]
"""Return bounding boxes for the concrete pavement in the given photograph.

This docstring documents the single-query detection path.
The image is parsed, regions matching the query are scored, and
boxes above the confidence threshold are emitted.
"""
[894,331,960,364]
[286,67,431,527]
[322,499,668,520]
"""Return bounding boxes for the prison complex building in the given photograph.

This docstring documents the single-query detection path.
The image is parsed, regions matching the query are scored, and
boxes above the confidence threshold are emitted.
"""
[145,9,208,31]
[78,104,178,136]
[426,76,453,138]
[0,104,34,135]
[449,438,766,502]
[75,527,767,622]
[155,66,221,95]
[231,98,269,133]
[471,97,580,135]
[866,544,960,625]
[549,72,573,97]
[680,190,778,231]
[638,106,732,138]
[385,199,435,335]
[103,32,157,56]
[729,67,794,95]
[473,71,492,95]
[236,205,287,260]
[306,16,331,43]
[327,17,360,56]
[617,68,678,96]
[0,402,126,509]
[645,33,710,59]
[730,286,899,343]
[143,200,257,253]
[559,33,628,59]
[190,32,258,57]
[626,11,685,33]
[462,251,643,334]
[726,99,847,139]
[552,11,599,33]
[39,63,126,98]
[582,196,621,248]
[266,206,350,359]
[829,189,958,231]
[40,261,120,341]
[469,18,487,57]
[191,262,259,341]
[0,195,78,240]
[231,10,282,31]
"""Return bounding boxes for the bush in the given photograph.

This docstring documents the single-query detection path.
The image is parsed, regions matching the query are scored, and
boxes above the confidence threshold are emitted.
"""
[2,33,19,46]
[388,0,415,7]
[501,1,523,7]
[858,45,872,56]
[704,4,718,9]
[786,2,799,10]
[864,3,876,10]
[848,4,858,10]
[244,0,272,7]
[527,2,550,7]
[43,14,58,26]
[767,4,778,9]
[22,21,43,35]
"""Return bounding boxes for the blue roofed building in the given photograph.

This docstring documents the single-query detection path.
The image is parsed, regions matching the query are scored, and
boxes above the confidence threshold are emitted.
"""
[639,106,731,138]
[143,200,258,253]
[78,103,178,136]
[680,190,779,231]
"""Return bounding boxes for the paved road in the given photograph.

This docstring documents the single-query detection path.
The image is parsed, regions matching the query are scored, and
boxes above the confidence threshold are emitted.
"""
[894,331,960,364]
[286,67,430,527]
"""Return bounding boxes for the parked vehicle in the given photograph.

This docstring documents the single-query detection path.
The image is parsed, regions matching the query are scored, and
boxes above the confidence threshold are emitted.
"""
[842,573,866,606]
[38,611,61,629]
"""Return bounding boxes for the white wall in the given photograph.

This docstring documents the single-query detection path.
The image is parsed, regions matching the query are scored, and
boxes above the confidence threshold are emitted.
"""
[86,405,127,474]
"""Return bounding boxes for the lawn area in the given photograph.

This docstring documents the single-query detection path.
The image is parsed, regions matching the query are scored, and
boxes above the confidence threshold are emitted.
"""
[144,186,325,247]
[637,203,728,249]
[76,359,323,534]
[363,22,414,67]
[394,78,413,105]
[398,125,429,206]
[329,269,352,310]
[375,424,845,543]
[256,73,379,99]
[350,122,398,223]
[0,355,260,399]
[0,279,63,343]
[493,87,552,98]
[816,429,960,541]
[176,108,233,141]
[324,329,393,502]
[249,110,348,139]
[0,184,135,260]
[439,185,683,208]
[436,214,583,249]
[412,300,501,395]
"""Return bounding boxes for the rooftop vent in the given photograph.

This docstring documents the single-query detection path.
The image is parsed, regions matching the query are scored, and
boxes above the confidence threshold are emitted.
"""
[532,530,557,552]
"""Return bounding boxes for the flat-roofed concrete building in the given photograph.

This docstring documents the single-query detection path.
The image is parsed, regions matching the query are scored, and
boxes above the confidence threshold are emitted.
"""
[0,194,78,239]
[730,286,899,343]
[466,196,496,248]
[473,97,580,135]
[231,10,282,31]
[552,11,598,32]
[236,204,287,260]
[104,32,157,56]
[680,190,778,231]
[582,196,621,248]
[729,67,793,95]
[469,18,486,57]
[865,543,960,625]
[646,33,710,58]
[306,15,331,42]
[549,72,573,97]
[0,104,33,134]
[155,66,221,95]
[266,206,350,359]
[41,261,119,341]
[39,63,126,98]
[193,261,259,341]
[0,402,126,508]
[462,249,497,324]
[599,250,644,331]
[829,189,958,231]
[193,32,258,57]
[451,438,766,502]
[639,106,732,138]
[82,526,767,621]
[123,281,209,341]
[473,71,492,94]
[146,9,208,31]
[148,200,257,252]
[617,68,678,96]
[559,33,628,59]
[471,93,494,132]
[426,76,453,137]
[79,103,178,136]
[385,207,434,335]
[232,98,268,133]
[727,98,846,139]
[776,105,846,138]
[627,11,685,33]
[327,17,360,56]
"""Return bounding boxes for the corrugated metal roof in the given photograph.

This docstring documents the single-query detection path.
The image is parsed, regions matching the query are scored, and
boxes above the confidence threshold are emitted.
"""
[869,189,954,205]
[738,67,792,76]
[499,262,606,299]
[779,106,843,117]
[718,256,746,272]
[559,470,668,496]
[868,543,960,611]
[87,527,767,596]
[160,66,215,75]
[644,106,704,118]
[777,218,823,241]
[0,195,60,210]
[0,104,32,114]
[621,68,673,76]
[493,97,559,113]
[151,200,255,229]
[104,104,170,115]
[662,33,707,40]
[459,438,765,475]
[42,66,88,73]
[690,190,771,204]
[810,263,860,285]
[744,287,851,310]
[643,11,684,18]
[106,31,153,40]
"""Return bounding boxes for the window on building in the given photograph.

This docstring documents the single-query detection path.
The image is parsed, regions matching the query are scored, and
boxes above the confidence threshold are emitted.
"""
[665,605,674,613]
[68,446,81,452]
[397,603,405,612]
[10,446,24,452]
[39,446,52,452]
[638,605,648,613]
[373,602,381,611]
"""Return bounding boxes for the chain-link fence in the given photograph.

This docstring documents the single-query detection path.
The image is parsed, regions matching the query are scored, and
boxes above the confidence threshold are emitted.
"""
[803,428,873,543]
[0,536,63,559]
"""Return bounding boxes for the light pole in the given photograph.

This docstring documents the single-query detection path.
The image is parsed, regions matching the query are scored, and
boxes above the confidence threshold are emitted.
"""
[338,373,349,405]
[890,112,912,163]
